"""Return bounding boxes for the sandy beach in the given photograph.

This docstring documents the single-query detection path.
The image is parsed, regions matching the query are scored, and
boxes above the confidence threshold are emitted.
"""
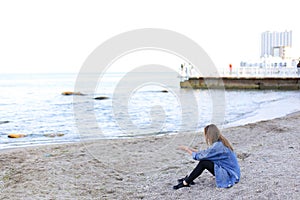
[1,113,299,200]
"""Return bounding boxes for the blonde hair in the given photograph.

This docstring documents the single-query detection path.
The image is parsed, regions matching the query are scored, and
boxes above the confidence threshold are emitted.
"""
[204,124,234,151]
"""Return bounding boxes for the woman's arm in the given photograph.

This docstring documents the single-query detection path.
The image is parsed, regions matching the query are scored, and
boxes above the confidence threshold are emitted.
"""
[178,145,197,155]
[190,147,198,152]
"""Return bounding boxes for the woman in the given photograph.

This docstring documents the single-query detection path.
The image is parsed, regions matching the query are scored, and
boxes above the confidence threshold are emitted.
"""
[173,124,240,189]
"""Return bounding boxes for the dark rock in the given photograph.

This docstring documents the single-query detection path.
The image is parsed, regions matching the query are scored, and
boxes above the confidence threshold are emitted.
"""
[94,96,109,100]
[61,91,85,96]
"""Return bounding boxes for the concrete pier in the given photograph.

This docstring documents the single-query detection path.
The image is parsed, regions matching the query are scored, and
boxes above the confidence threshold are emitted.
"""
[180,77,300,90]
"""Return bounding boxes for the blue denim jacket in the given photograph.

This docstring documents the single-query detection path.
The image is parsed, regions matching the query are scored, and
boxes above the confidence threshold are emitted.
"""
[192,141,240,188]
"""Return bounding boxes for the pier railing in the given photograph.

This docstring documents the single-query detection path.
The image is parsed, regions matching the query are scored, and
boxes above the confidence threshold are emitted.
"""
[222,67,299,78]
[180,66,300,90]
[179,67,300,79]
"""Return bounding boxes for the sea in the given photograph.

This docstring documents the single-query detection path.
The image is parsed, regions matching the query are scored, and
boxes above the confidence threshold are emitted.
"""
[1,73,300,150]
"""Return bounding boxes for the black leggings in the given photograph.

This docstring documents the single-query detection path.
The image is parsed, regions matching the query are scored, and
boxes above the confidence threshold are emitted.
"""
[185,160,215,184]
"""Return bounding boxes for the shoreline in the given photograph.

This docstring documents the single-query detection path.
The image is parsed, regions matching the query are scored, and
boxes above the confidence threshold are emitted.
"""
[1,113,300,199]
[2,109,300,152]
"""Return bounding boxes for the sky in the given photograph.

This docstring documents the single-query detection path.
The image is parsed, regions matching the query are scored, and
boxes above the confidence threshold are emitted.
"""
[0,0,299,74]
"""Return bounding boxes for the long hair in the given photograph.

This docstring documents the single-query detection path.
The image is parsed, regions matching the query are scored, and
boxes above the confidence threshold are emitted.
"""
[204,124,234,151]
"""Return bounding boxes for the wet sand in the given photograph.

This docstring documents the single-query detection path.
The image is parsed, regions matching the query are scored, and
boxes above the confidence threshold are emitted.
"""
[1,112,299,199]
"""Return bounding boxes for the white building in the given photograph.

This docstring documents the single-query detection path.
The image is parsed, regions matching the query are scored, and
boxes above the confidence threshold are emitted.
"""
[261,30,292,58]
[237,30,299,77]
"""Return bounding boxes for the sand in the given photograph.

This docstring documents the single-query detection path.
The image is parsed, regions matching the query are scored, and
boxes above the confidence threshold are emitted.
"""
[1,113,299,200]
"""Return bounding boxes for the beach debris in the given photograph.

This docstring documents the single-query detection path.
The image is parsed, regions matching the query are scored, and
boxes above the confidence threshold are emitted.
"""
[0,121,9,125]
[115,175,123,181]
[44,153,53,157]
[7,133,26,138]
[44,133,65,138]
[61,91,85,96]
[94,96,109,100]
[237,152,251,161]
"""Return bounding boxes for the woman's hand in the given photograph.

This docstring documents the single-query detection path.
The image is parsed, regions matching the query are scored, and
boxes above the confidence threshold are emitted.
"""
[178,145,193,155]
[179,145,188,151]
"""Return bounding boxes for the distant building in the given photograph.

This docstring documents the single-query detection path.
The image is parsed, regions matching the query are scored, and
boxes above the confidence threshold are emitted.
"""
[238,30,299,77]
[273,46,293,60]
[241,30,297,69]
[261,30,292,58]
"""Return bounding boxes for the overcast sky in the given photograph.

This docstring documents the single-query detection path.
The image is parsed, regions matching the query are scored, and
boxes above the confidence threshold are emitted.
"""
[0,0,299,73]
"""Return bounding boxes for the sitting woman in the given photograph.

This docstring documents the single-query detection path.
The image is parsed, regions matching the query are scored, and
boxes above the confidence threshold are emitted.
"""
[174,124,240,189]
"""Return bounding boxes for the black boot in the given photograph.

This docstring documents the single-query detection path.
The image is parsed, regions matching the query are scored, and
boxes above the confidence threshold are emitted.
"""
[177,175,195,185]
[173,182,190,190]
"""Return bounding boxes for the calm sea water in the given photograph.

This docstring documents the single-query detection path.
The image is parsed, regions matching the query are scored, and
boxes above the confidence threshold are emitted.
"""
[1,73,300,149]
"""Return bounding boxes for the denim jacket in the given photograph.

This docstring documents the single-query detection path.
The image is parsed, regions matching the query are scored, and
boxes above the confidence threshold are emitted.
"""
[192,141,240,188]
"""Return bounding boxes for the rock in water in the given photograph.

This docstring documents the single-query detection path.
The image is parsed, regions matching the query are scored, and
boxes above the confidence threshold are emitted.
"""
[94,96,109,100]
[61,91,85,96]
[8,133,26,138]
[44,133,65,137]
